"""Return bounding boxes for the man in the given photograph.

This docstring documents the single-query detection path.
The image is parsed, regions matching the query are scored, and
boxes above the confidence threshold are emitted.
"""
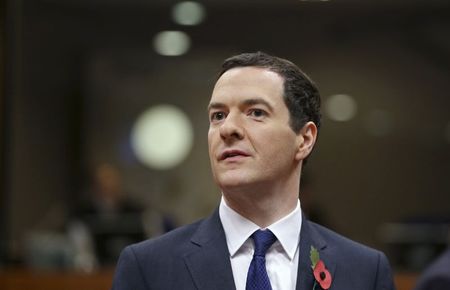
[413,248,450,290]
[111,52,396,290]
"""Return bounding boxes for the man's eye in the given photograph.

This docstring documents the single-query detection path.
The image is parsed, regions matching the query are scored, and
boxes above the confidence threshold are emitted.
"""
[249,109,266,118]
[211,112,226,121]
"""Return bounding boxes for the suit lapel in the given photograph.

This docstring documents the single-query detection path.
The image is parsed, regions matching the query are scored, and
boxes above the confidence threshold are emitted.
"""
[183,209,236,290]
[183,210,339,290]
[296,219,337,290]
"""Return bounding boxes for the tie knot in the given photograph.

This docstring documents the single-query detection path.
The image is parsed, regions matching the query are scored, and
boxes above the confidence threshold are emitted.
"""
[251,229,277,257]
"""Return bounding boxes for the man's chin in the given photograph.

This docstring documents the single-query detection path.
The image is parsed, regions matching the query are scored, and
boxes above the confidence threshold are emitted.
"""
[215,174,256,192]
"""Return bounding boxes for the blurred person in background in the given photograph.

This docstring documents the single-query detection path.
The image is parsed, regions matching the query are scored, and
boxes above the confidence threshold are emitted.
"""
[112,52,395,290]
[72,163,174,267]
[413,247,450,290]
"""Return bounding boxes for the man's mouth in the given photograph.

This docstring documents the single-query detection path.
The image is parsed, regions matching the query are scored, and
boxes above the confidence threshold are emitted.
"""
[219,150,249,161]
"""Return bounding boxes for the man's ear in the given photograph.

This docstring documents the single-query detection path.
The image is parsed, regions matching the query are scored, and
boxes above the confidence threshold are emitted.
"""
[295,121,318,161]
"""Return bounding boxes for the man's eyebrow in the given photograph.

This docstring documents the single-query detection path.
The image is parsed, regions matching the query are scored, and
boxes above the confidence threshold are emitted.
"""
[207,102,226,112]
[241,98,274,112]
[207,98,275,113]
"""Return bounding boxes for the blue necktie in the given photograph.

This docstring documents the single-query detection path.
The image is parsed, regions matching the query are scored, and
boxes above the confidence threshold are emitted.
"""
[246,229,277,290]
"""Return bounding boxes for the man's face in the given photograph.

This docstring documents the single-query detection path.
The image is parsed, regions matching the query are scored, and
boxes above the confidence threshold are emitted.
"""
[208,67,303,192]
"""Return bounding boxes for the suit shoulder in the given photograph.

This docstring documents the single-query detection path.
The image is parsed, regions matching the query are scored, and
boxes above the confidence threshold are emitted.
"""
[415,249,450,290]
[309,221,383,258]
[113,218,208,289]
[306,221,395,289]
[128,218,204,256]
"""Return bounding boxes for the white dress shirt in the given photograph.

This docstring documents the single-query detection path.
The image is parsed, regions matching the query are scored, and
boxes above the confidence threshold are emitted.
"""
[219,197,302,290]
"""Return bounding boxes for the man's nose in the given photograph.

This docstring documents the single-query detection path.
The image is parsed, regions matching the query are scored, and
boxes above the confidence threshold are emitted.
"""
[219,112,244,141]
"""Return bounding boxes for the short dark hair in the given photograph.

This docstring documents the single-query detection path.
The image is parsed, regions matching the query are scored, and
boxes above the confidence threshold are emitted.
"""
[219,51,321,133]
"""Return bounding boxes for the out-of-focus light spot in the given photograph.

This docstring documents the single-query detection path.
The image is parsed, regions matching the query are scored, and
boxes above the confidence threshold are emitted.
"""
[325,94,357,122]
[131,104,193,170]
[364,109,393,137]
[172,1,205,26]
[445,121,450,144]
[153,31,190,56]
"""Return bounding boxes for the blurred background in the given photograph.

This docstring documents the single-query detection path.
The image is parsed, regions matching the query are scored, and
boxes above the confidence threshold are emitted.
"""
[1,0,449,289]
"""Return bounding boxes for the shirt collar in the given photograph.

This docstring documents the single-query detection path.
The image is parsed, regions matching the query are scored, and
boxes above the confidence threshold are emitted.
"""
[219,196,302,261]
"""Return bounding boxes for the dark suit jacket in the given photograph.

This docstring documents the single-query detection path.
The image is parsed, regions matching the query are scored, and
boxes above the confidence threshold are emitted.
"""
[413,248,450,290]
[112,208,395,290]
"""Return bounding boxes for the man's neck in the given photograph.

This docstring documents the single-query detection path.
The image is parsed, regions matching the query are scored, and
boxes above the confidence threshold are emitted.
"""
[222,186,299,228]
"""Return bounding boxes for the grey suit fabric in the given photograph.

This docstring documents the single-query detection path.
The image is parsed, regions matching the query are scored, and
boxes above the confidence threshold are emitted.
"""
[111,208,395,290]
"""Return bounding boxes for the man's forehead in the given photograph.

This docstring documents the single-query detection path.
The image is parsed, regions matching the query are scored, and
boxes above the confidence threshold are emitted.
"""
[213,69,283,96]
[216,66,282,84]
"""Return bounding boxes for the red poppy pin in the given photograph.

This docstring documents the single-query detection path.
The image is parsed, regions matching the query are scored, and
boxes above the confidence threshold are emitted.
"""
[310,246,332,290]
